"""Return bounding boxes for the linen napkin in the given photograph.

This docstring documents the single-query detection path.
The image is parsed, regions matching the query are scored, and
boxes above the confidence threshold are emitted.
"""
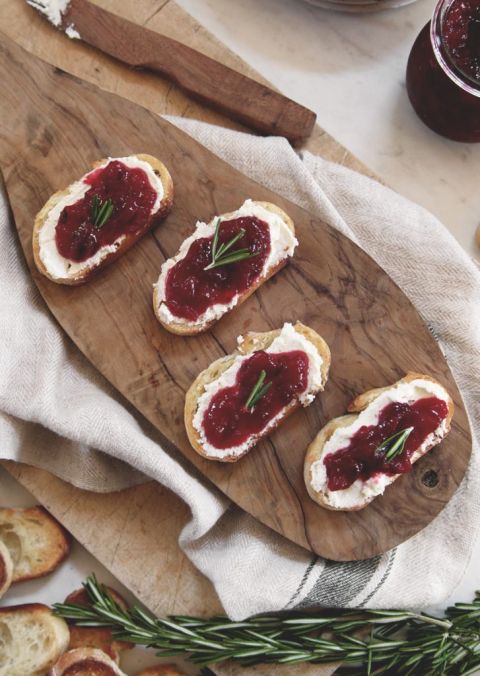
[0,118,479,620]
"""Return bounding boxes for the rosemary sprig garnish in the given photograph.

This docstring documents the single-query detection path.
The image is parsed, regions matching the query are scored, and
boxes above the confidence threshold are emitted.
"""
[245,370,272,410]
[53,575,480,674]
[376,426,414,462]
[204,218,258,270]
[91,195,114,230]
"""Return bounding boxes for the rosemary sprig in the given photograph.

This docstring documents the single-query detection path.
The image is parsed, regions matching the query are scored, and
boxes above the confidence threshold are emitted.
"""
[204,218,258,270]
[91,195,114,229]
[376,426,414,462]
[52,575,480,674]
[245,370,272,410]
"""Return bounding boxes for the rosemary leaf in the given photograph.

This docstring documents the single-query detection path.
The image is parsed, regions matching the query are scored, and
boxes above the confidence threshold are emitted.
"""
[376,426,414,462]
[52,575,480,674]
[204,219,257,270]
[91,196,114,229]
[245,370,272,410]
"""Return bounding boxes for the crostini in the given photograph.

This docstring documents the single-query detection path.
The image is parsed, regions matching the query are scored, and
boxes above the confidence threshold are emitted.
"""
[33,154,173,285]
[0,540,13,599]
[304,373,454,511]
[154,199,297,334]
[185,322,330,462]
[50,648,126,676]
[0,506,70,582]
[0,603,70,676]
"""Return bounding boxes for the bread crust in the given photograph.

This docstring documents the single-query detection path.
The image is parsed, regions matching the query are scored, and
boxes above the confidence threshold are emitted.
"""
[0,540,13,599]
[153,201,295,335]
[304,372,454,512]
[49,648,126,676]
[185,322,331,462]
[33,154,173,286]
[0,506,70,583]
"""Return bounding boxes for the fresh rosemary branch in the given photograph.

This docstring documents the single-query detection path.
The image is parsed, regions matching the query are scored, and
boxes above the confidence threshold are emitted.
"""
[91,195,114,229]
[376,426,414,462]
[52,575,480,674]
[204,218,258,270]
[245,370,272,410]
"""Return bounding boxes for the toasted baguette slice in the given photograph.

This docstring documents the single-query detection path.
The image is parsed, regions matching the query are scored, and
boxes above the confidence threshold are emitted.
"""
[0,506,70,583]
[33,154,173,285]
[0,540,13,599]
[0,603,70,676]
[304,373,454,512]
[153,200,297,335]
[135,666,185,676]
[64,588,133,661]
[185,322,330,462]
[50,648,126,676]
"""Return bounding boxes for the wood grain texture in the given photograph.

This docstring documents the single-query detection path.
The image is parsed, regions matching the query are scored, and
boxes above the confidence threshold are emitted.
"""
[0,33,471,562]
[60,0,316,144]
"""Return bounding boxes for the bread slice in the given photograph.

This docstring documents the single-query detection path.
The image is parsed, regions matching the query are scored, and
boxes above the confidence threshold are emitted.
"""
[153,200,296,335]
[135,666,185,676]
[64,587,133,661]
[33,154,173,285]
[304,372,454,512]
[0,540,13,599]
[185,322,330,462]
[50,648,126,676]
[0,506,70,583]
[0,603,70,676]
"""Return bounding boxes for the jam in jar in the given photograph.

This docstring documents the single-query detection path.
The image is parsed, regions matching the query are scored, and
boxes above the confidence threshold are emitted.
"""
[406,0,480,141]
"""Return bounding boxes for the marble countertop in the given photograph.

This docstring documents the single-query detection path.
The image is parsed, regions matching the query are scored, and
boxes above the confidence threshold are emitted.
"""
[178,0,480,263]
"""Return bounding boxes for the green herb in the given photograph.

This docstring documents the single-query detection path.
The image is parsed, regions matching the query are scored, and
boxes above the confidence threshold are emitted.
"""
[91,195,114,229]
[204,218,258,270]
[376,426,414,462]
[245,370,272,410]
[53,576,480,674]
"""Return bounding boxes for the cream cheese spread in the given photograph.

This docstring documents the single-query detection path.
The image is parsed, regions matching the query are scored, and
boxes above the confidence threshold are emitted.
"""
[154,199,298,327]
[308,378,450,509]
[193,322,324,459]
[38,156,164,280]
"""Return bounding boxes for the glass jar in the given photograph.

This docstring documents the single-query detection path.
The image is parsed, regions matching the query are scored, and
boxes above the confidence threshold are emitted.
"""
[406,0,480,142]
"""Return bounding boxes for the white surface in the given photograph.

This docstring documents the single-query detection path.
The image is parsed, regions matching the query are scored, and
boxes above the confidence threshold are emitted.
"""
[178,0,480,263]
[0,467,195,675]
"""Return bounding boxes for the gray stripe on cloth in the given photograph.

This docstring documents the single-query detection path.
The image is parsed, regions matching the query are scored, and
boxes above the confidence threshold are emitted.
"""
[359,548,397,607]
[284,555,318,609]
[294,555,382,609]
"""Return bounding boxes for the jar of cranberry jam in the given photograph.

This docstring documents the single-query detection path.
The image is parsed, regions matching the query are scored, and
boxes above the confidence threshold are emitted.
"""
[406,0,480,142]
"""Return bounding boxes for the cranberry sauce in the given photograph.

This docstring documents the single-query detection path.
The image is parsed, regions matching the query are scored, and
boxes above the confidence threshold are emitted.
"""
[444,0,480,83]
[406,0,480,142]
[202,349,309,450]
[325,397,448,492]
[55,160,158,262]
[165,216,271,322]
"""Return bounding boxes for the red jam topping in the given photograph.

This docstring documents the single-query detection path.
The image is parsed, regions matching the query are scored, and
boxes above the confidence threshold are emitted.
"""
[444,0,480,83]
[55,160,158,262]
[325,397,448,492]
[202,349,309,450]
[164,216,271,322]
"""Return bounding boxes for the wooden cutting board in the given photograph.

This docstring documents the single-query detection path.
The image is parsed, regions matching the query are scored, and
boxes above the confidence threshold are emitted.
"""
[0,27,471,566]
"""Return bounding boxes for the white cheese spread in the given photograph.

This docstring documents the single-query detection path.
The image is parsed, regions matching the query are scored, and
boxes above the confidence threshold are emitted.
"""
[154,199,298,327]
[38,156,164,280]
[193,322,324,459]
[308,378,450,509]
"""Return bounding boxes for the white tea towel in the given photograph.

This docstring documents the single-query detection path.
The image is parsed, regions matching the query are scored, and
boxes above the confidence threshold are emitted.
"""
[1,118,479,620]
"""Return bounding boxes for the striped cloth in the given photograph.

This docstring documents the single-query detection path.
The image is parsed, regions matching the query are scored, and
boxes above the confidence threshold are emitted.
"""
[0,118,479,619]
